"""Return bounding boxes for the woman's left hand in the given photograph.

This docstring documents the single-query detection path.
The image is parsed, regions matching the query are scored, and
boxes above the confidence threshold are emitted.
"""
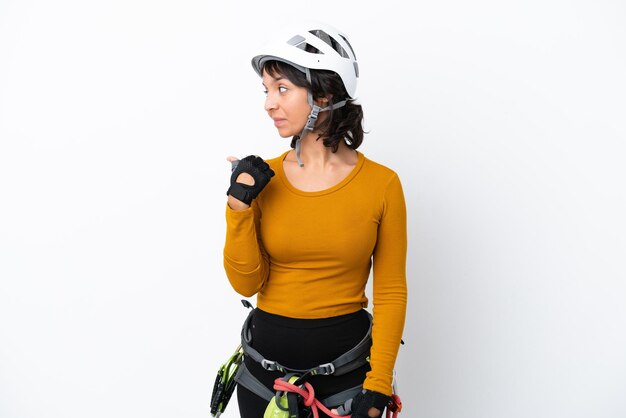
[331,389,389,417]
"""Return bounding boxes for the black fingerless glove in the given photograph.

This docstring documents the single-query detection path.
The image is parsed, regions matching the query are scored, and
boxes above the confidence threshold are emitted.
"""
[337,389,390,418]
[226,155,275,205]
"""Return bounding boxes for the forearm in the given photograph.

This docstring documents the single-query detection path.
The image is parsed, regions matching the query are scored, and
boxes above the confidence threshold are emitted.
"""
[223,203,269,296]
[363,282,407,395]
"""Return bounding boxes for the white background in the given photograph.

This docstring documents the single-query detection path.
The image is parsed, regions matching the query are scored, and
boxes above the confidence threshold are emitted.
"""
[1,1,625,417]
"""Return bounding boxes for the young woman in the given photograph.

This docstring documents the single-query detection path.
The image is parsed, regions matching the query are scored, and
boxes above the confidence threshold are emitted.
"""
[223,22,407,418]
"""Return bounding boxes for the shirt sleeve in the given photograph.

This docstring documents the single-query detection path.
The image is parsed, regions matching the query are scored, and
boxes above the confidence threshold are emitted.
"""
[363,173,408,395]
[223,201,270,297]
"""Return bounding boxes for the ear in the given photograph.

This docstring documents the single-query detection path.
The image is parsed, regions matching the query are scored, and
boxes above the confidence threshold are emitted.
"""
[315,96,331,107]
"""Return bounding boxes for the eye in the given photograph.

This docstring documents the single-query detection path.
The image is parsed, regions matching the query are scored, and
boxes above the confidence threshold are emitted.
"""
[262,89,268,96]
[279,86,288,93]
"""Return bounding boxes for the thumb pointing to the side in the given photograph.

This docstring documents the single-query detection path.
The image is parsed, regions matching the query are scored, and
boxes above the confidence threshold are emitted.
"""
[226,155,240,171]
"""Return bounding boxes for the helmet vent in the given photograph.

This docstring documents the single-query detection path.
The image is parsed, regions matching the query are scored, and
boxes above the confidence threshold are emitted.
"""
[287,35,324,54]
[301,43,323,54]
[309,29,350,58]
[339,34,357,60]
[287,35,306,46]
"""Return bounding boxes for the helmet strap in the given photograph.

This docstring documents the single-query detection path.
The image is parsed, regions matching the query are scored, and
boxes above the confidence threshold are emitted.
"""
[295,69,348,168]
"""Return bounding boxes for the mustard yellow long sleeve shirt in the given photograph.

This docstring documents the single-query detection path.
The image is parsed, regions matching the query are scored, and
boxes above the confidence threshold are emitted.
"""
[224,150,407,395]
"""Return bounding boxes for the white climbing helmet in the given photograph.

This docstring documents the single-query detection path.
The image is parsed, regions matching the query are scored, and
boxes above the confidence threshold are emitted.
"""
[251,21,359,98]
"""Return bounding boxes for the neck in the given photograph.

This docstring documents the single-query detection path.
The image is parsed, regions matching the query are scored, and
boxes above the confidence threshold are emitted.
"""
[292,132,355,167]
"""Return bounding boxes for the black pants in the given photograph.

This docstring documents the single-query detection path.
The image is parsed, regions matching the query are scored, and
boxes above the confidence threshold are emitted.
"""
[237,308,371,418]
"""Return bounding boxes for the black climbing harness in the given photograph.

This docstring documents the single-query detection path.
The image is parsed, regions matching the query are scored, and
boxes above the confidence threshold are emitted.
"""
[209,300,399,417]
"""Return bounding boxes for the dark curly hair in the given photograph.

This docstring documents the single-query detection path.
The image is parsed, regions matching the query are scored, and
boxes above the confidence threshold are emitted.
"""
[261,60,365,152]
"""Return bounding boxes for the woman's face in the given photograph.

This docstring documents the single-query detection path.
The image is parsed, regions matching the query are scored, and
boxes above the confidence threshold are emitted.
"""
[262,69,313,138]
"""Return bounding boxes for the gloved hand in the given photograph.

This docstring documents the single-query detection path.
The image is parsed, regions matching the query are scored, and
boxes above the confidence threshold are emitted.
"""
[336,389,390,418]
[226,155,275,205]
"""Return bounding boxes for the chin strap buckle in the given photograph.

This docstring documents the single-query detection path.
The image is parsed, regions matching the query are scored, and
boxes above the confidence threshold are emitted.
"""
[304,106,321,131]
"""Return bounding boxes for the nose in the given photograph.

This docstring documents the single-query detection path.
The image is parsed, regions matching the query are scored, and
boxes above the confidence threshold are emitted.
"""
[264,92,277,112]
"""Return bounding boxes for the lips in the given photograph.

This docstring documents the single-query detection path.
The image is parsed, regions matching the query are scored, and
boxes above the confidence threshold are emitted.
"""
[273,118,286,127]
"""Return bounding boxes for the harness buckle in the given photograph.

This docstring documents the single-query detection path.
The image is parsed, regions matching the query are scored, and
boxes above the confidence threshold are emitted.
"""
[261,359,284,372]
[316,362,335,375]
[261,359,275,370]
